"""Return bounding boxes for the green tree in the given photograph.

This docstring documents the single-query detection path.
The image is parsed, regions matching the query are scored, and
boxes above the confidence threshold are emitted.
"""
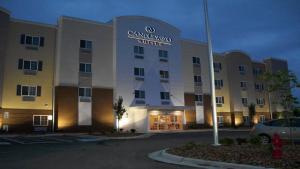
[262,70,300,145]
[248,103,256,127]
[113,96,126,132]
[262,70,299,114]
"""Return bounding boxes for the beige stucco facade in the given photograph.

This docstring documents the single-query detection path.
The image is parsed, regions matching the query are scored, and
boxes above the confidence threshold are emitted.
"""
[55,16,114,88]
[0,7,289,132]
[1,19,56,110]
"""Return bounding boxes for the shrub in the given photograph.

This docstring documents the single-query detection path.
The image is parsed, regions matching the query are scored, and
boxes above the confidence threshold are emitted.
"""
[184,142,197,150]
[236,138,248,145]
[130,129,136,133]
[119,128,124,132]
[111,128,117,133]
[293,108,300,117]
[220,138,234,146]
[250,136,262,145]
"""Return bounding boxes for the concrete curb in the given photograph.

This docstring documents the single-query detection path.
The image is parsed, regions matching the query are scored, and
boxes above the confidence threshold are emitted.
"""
[107,133,154,140]
[150,128,251,133]
[148,149,274,169]
[77,133,154,142]
[0,142,11,145]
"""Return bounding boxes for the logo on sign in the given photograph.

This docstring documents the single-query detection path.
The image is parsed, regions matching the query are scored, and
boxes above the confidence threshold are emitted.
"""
[127,26,172,46]
[145,26,156,33]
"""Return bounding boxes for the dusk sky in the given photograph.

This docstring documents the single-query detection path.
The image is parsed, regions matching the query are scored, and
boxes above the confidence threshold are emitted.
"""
[1,0,299,98]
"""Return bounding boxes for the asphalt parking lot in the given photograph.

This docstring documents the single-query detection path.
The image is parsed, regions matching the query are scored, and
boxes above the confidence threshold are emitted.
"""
[0,131,249,169]
[0,135,88,145]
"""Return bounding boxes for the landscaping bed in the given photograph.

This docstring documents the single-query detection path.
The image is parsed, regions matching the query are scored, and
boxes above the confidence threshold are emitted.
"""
[168,140,300,169]
[103,132,143,137]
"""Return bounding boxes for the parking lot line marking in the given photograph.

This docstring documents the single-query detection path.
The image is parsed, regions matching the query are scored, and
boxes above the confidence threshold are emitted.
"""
[1,137,24,144]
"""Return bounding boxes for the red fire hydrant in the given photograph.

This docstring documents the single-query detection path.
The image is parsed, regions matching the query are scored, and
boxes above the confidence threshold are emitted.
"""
[272,133,283,159]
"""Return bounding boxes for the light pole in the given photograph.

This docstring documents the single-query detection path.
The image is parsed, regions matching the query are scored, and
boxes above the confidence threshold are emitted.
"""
[203,0,219,146]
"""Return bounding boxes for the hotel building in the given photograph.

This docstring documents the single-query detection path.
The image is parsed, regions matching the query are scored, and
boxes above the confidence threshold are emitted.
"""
[0,7,288,133]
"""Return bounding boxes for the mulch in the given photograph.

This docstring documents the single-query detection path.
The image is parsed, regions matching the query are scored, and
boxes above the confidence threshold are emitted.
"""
[168,143,300,169]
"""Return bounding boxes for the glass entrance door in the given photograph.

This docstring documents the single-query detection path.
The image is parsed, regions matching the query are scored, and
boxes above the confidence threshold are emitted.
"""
[150,114,182,131]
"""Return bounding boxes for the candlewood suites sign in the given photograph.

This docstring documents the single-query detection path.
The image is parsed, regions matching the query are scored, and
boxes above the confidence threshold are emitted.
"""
[127,26,172,46]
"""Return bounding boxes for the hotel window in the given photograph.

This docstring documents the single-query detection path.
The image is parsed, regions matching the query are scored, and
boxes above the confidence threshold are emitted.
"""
[79,87,92,97]
[213,62,222,72]
[134,67,144,77]
[20,34,44,47]
[259,115,265,123]
[159,50,168,62]
[79,63,92,73]
[240,81,247,89]
[243,116,250,125]
[194,76,202,86]
[215,79,223,89]
[253,67,263,76]
[33,115,48,126]
[160,92,170,100]
[18,59,43,71]
[134,46,144,54]
[160,70,169,79]
[238,65,246,74]
[80,40,92,49]
[195,95,203,102]
[256,98,265,106]
[3,112,9,119]
[135,90,145,99]
[241,98,248,106]
[16,85,41,97]
[216,96,224,105]
[255,83,264,91]
[217,116,224,127]
[192,57,200,65]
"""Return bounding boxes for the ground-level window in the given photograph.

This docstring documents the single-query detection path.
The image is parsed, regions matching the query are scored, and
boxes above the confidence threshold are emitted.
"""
[33,115,48,126]
[217,116,224,126]
[259,115,265,123]
[3,112,9,119]
[243,116,250,124]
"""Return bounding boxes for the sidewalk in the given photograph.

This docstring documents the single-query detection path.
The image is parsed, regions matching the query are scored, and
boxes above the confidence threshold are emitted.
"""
[148,149,273,169]
[149,128,251,133]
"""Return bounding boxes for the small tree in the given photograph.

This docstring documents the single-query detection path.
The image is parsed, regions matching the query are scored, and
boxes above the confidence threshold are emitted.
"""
[113,96,126,132]
[248,103,256,127]
[262,70,299,113]
[262,70,300,145]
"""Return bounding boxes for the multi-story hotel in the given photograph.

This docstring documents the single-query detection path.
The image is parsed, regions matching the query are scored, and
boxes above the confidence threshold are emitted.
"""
[0,7,288,133]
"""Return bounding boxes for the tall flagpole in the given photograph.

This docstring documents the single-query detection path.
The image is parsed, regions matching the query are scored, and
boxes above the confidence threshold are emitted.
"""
[203,0,219,145]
